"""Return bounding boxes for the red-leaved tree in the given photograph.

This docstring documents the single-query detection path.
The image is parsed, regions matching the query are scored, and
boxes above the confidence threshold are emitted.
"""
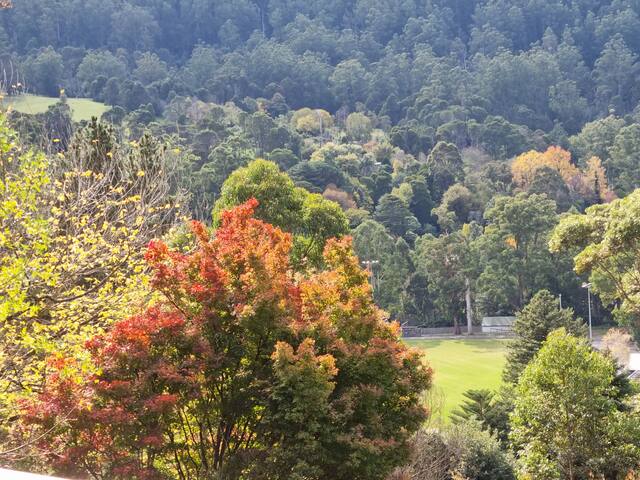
[19,199,431,480]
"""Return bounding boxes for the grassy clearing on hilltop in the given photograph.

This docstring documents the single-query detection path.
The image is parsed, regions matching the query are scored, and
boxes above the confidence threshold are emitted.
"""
[1,94,109,122]
[405,337,508,423]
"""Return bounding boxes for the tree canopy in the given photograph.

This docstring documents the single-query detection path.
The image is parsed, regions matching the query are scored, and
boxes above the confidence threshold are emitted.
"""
[19,200,431,480]
[511,329,640,479]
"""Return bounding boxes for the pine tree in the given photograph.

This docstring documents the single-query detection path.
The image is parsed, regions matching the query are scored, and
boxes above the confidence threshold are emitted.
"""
[503,290,586,383]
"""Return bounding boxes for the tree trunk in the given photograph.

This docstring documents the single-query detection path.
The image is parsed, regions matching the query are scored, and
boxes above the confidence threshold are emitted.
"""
[465,277,473,335]
[453,316,461,335]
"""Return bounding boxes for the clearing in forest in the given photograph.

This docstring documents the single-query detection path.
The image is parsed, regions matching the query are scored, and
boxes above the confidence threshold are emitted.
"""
[1,94,109,122]
[405,337,508,422]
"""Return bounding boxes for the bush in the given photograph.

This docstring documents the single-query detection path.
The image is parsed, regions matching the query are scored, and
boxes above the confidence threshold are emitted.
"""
[390,423,515,480]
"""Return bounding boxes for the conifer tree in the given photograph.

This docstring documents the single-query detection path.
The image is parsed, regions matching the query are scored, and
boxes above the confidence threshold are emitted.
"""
[503,290,586,383]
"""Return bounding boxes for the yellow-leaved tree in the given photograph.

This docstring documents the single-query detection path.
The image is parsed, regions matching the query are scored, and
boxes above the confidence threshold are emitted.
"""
[0,116,185,458]
[511,146,580,187]
[511,146,614,203]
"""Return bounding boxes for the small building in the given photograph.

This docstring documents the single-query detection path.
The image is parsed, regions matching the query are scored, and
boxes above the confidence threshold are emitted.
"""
[628,353,640,380]
[481,316,515,334]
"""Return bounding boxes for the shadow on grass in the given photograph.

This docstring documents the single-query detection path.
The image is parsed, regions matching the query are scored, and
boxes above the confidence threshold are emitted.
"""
[405,337,510,351]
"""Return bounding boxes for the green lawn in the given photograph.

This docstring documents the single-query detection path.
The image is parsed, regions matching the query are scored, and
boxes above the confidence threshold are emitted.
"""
[405,337,508,423]
[1,94,109,122]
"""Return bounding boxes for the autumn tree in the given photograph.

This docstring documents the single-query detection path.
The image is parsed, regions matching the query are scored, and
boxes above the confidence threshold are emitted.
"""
[581,156,614,203]
[511,146,579,189]
[512,146,614,206]
[0,117,183,453]
[19,200,431,480]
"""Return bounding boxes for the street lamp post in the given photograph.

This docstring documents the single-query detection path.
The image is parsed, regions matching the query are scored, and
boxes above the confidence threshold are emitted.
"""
[582,282,593,341]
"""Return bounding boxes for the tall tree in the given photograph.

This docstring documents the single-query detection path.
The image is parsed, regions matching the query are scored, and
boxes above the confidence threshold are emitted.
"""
[593,35,639,114]
[475,193,558,314]
[352,219,412,317]
[20,201,431,480]
[432,183,478,233]
[329,60,368,109]
[414,230,474,333]
[214,159,348,268]
[374,193,420,240]
[607,124,640,195]
[511,329,640,479]
[550,189,640,337]
[569,115,625,165]
[503,290,586,383]
[22,47,64,96]
[423,141,464,203]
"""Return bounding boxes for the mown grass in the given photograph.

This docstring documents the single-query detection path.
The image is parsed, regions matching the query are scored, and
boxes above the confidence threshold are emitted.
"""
[1,94,109,122]
[405,337,509,423]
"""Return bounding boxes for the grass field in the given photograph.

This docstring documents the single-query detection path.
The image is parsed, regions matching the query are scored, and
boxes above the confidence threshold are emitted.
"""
[1,94,109,122]
[405,337,508,423]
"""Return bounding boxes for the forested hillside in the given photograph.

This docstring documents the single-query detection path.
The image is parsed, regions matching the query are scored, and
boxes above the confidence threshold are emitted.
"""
[6,0,640,131]
[5,0,640,325]
[5,2,640,479]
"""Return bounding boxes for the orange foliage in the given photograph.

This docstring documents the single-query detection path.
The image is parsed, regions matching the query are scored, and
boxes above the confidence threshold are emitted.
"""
[20,200,432,480]
[512,146,580,188]
[512,147,615,202]
[582,156,615,202]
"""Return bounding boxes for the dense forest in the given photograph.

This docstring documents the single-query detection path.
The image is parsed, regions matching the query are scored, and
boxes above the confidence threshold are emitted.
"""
[3,1,640,478]
[5,0,640,326]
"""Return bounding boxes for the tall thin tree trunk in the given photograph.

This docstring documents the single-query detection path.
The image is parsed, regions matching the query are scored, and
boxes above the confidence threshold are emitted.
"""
[465,277,473,335]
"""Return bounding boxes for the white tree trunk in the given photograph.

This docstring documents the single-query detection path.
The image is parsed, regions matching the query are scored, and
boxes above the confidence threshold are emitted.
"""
[465,277,473,335]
